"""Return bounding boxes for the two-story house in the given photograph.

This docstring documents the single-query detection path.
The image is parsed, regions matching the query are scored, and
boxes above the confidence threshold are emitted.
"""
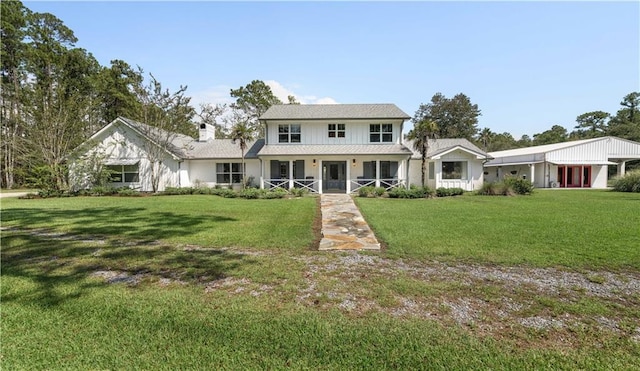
[70,103,490,193]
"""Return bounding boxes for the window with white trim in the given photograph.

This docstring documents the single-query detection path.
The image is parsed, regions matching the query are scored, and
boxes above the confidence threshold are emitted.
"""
[442,161,467,179]
[107,164,139,183]
[328,124,345,138]
[278,124,301,143]
[369,124,393,142]
[216,163,244,183]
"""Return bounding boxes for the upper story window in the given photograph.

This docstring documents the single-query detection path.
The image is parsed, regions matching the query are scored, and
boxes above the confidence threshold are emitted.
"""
[328,124,345,138]
[369,124,393,142]
[279,124,301,143]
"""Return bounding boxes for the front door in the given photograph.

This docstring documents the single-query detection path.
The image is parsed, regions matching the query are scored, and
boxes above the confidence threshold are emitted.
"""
[323,161,346,192]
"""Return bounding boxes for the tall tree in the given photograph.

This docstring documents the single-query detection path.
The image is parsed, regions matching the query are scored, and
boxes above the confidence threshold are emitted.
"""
[95,59,143,128]
[532,125,568,145]
[406,119,438,187]
[609,92,640,142]
[413,92,480,140]
[1,0,29,188]
[572,111,610,139]
[196,102,228,139]
[230,80,282,137]
[228,110,255,189]
[477,127,493,151]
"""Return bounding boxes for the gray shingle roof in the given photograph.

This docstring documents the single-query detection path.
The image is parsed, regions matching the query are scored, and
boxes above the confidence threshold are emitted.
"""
[260,104,411,121]
[404,138,488,159]
[187,139,264,159]
[258,144,413,156]
[118,117,264,160]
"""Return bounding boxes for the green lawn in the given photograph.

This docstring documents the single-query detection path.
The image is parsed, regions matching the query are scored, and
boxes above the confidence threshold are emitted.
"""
[1,195,316,249]
[2,192,639,369]
[356,190,640,269]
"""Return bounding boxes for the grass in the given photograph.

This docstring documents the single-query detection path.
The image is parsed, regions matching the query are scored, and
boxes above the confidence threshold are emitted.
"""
[0,195,316,249]
[356,190,640,269]
[2,191,640,369]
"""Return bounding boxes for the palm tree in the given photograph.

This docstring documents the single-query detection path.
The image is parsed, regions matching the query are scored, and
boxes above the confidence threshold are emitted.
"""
[478,127,494,151]
[230,117,255,189]
[407,120,438,187]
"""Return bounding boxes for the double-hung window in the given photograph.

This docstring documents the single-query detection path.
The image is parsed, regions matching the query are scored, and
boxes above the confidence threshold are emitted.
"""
[328,124,345,138]
[369,124,393,142]
[278,124,301,143]
[216,163,244,183]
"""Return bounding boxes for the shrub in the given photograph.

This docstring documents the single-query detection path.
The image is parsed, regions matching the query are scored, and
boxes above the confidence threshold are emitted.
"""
[358,186,376,197]
[290,187,308,197]
[218,188,238,198]
[263,188,287,199]
[435,187,464,197]
[116,188,141,197]
[374,187,386,197]
[240,188,262,199]
[476,182,516,196]
[388,185,434,199]
[90,186,117,196]
[613,170,640,192]
[503,177,534,195]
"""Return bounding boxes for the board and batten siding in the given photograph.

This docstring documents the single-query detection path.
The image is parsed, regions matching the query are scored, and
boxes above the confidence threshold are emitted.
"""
[264,119,404,145]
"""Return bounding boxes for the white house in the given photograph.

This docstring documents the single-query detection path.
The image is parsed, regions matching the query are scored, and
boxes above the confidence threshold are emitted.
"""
[70,104,490,193]
[484,137,640,188]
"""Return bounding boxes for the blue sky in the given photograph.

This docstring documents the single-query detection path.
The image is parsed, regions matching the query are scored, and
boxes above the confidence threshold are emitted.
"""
[25,1,639,138]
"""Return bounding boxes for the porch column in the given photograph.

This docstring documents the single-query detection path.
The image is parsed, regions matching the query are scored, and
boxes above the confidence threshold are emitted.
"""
[580,165,584,188]
[529,164,535,185]
[260,159,265,190]
[346,161,351,193]
[564,166,568,188]
[289,160,294,189]
[404,159,410,189]
[375,160,381,187]
[318,160,323,194]
[618,161,626,177]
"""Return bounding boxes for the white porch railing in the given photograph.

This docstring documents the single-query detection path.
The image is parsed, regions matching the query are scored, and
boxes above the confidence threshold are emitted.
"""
[440,179,473,191]
[263,178,320,194]
[349,178,407,193]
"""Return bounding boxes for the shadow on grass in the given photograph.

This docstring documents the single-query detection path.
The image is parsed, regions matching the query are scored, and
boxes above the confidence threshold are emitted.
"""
[2,207,236,242]
[1,230,252,308]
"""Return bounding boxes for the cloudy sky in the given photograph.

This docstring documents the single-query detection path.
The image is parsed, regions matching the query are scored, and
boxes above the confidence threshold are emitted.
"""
[26,1,639,137]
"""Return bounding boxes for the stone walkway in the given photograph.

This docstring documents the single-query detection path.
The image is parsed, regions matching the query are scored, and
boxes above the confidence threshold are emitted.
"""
[318,194,381,251]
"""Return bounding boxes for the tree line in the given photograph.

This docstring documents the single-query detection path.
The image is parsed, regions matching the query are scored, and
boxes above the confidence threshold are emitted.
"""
[2,1,638,190]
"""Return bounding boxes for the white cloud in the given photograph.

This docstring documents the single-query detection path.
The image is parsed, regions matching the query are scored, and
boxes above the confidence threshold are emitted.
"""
[265,80,338,105]
[189,85,234,108]
[190,80,339,112]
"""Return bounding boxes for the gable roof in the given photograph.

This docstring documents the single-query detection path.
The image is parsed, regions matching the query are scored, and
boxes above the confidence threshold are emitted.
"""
[259,104,411,121]
[118,117,195,159]
[487,137,608,158]
[404,138,489,159]
[188,139,264,159]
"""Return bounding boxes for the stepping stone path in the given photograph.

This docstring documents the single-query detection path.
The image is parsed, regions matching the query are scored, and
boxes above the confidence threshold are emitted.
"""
[319,194,380,251]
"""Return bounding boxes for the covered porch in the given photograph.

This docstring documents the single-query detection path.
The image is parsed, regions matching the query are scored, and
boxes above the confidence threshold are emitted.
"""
[259,156,410,194]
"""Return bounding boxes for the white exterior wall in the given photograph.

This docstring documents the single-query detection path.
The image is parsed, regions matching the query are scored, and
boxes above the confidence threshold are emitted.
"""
[408,150,484,191]
[265,119,404,145]
[188,159,261,188]
[71,122,180,192]
[592,165,608,188]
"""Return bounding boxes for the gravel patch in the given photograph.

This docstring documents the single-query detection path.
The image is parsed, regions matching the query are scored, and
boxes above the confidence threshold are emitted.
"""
[92,270,142,285]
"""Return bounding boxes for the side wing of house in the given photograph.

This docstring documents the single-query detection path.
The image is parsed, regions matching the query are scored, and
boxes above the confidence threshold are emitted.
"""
[485,137,640,189]
[69,118,182,192]
[406,140,489,191]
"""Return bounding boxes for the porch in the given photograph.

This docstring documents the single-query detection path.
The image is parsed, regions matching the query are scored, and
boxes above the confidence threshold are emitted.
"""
[259,158,409,194]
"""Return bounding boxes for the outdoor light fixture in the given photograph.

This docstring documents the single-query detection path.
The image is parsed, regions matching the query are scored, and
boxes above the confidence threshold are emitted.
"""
[313,159,317,166]
[352,159,356,166]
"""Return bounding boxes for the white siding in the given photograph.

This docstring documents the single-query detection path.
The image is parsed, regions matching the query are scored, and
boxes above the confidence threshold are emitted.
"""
[188,159,261,188]
[265,119,404,145]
